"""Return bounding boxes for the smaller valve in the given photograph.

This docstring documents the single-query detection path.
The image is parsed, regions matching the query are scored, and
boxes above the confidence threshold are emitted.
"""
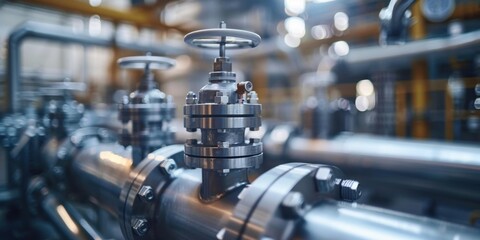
[118,53,176,165]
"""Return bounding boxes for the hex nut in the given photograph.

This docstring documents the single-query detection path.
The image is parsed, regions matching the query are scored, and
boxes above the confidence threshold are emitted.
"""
[138,185,154,202]
[186,91,197,105]
[475,98,480,110]
[132,218,148,236]
[315,167,335,193]
[247,91,259,104]
[340,179,361,201]
[215,91,229,104]
[159,158,177,175]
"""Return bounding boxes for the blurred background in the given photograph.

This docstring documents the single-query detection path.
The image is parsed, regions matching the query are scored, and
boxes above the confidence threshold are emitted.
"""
[0,0,480,239]
[1,0,478,142]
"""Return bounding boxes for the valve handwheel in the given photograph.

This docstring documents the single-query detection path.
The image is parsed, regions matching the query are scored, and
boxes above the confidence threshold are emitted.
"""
[117,54,176,71]
[184,21,261,57]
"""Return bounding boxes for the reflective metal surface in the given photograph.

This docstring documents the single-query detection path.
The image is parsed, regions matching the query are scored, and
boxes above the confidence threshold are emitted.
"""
[182,22,263,201]
[28,177,103,240]
[71,143,132,215]
[286,133,480,205]
[296,200,480,240]
[156,170,240,240]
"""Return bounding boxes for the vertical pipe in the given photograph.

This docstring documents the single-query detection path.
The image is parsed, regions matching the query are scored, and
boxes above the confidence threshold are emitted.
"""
[395,82,407,137]
[445,83,454,140]
[410,2,429,139]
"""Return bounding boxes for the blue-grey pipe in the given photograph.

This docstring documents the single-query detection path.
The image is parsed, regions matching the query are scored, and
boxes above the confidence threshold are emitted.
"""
[6,21,183,113]
[295,200,480,240]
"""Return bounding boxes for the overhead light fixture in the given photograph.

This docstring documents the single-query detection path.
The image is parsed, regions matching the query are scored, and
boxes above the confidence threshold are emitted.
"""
[311,25,331,40]
[284,33,301,48]
[89,0,102,7]
[309,0,336,3]
[285,0,305,16]
[334,12,349,31]
[284,17,306,38]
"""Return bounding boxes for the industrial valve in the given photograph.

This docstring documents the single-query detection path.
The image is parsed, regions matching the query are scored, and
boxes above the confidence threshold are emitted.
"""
[118,54,176,164]
[39,81,86,139]
[183,21,263,201]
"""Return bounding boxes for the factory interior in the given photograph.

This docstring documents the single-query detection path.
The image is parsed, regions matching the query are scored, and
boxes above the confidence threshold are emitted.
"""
[0,0,480,239]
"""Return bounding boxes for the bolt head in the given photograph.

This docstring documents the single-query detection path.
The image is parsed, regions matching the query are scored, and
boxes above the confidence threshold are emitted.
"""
[132,218,148,236]
[315,167,336,193]
[138,185,154,201]
[340,179,362,201]
[186,91,197,104]
[475,98,480,110]
[247,91,259,104]
[215,92,229,104]
[159,158,177,175]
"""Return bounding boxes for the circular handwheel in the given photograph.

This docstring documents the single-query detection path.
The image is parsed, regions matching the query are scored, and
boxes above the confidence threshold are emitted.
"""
[39,81,86,96]
[184,27,261,50]
[117,55,176,70]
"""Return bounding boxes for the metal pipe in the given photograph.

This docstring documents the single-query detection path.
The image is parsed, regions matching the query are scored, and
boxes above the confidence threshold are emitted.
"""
[285,133,480,205]
[344,29,480,65]
[70,153,480,239]
[295,200,480,240]
[70,143,132,216]
[6,21,183,113]
[29,177,104,240]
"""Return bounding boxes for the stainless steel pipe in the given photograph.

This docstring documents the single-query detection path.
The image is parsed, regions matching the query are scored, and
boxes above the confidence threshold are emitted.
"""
[284,133,480,205]
[295,200,480,240]
[70,143,132,216]
[68,143,480,239]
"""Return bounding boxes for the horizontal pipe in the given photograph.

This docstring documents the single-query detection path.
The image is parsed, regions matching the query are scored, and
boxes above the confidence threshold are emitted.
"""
[6,21,183,113]
[79,160,480,239]
[344,29,480,65]
[70,143,132,216]
[284,133,480,205]
[296,200,480,240]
